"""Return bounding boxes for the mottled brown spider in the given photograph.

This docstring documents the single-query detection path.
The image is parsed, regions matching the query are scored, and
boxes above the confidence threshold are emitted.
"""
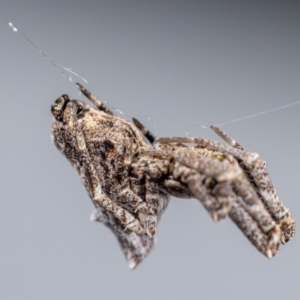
[51,83,295,269]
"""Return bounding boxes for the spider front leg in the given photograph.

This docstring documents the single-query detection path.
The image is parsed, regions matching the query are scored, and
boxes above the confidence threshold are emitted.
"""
[170,161,273,257]
[229,198,271,256]
[168,148,281,257]
[211,125,296,244]
[76,83,114,115]
[132,117,156,144]
[169,160,234,221]
[60,99,144,234]
[158,138,281,257]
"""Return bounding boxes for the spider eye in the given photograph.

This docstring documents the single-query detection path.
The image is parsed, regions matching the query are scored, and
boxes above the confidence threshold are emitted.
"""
[51,95,70,122]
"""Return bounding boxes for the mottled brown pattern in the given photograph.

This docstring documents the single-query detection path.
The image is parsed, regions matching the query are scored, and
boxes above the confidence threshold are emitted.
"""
[51,84,295,268]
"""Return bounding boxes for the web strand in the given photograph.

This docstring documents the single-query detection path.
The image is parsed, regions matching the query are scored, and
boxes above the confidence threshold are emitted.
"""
[2,13,299,128]
[0,13,86,86]
[215,101,300,127]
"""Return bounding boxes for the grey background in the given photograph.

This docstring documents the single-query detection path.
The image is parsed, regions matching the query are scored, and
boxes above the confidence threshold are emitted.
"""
[1,1,300,299]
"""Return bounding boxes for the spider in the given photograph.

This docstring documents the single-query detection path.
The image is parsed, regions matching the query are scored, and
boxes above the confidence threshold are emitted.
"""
[51,83,295,269]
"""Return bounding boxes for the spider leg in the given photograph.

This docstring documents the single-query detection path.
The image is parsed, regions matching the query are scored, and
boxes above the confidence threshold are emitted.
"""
[132,153,171,236]
[163,179,194,198]
[168,156,276,257]
[76,83,114,115]
[172,150,281,257]
[171,159,234,221]
[211,125,245,150]
[229,198,270,256]
[158,136,295,244]
[211,125,296,244]
[132,117,156,144]
[63,100,143,234]
[157,137,245,157]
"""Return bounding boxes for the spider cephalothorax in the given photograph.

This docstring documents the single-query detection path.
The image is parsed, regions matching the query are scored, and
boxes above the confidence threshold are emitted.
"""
[51,83,295,269]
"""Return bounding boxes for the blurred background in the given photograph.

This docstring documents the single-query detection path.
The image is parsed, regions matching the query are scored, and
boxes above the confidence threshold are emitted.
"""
[1,1,299,299]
